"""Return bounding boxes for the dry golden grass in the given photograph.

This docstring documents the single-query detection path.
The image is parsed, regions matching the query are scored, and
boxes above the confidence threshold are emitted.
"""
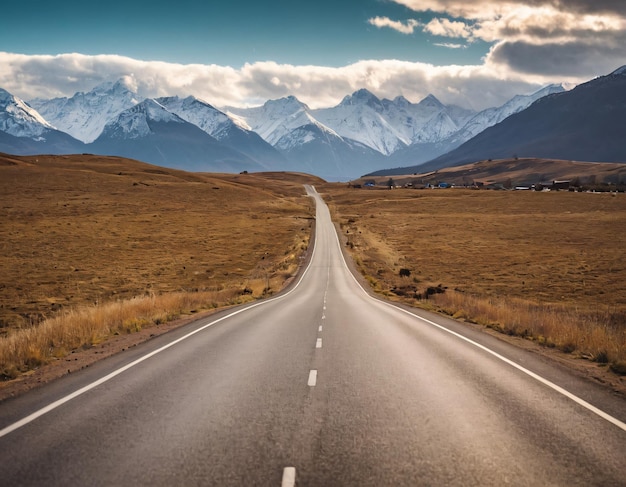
[0,154,318,379]
[322,184,626,371]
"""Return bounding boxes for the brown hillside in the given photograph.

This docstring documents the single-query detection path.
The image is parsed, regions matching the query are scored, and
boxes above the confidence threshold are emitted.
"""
[0,153,317,333]
[360,158,626,187]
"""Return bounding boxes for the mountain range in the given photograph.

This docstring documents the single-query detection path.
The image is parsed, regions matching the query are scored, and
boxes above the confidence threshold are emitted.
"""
[2,66,625,180]
[371,66,626,176]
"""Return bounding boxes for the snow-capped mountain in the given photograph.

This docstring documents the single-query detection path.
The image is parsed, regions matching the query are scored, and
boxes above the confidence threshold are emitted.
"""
[387,83,566,168]
[156,95,286,169]
[443,84,566,149]
[312,90,475,156]
[312,89,408,155]
[274,122,386,180]
[6,71,614,181]
[373,67,626,175]
[225,95,391,179]
[226,96,338,146]
[0,88,84,155]
[87,99,264,173]
[29,77,141,143]
[0,88,54,138]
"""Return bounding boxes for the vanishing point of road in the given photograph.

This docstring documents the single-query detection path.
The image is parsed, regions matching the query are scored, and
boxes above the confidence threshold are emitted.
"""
[0,185,624,486]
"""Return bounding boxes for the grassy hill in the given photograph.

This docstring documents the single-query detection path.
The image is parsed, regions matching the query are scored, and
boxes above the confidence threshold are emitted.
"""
[322,182,626,376]
[0,153,321,381]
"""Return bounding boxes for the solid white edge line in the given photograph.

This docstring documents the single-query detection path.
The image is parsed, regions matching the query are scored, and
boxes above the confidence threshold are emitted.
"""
[281,466,296,487]
[0,188,323,440]
[326,193,626,434]
[308,370,317,386]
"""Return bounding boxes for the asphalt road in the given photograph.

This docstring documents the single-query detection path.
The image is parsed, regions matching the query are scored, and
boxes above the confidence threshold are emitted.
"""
[0,185,625,486]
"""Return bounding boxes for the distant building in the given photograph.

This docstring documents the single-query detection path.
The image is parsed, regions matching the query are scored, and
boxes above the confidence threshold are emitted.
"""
[551,180,571,191]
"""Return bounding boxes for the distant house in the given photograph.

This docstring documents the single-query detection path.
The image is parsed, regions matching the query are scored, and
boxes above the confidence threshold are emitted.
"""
[551,180,571,191]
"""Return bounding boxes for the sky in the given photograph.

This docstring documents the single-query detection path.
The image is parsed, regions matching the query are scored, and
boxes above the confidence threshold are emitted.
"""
[1,0,625,110]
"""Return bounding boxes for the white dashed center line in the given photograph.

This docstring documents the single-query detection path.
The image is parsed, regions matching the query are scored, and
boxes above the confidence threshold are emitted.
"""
[282,466,296,487]
[308,370,317,386]
[316,338,322,348]
[318,325,323,332]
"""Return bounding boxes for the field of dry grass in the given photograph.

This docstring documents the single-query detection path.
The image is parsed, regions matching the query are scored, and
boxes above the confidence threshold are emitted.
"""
[0,154,318,380]
[322,184,626,373]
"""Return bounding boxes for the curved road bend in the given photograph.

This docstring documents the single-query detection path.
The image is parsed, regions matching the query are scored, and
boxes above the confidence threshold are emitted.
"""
[0,185,624,486]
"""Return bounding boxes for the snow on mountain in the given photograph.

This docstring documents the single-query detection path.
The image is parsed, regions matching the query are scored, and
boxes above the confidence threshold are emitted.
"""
[89,98,264,173]
[0,88,54,138]
[273,122,386,181]
[4,75,585,180]
[313,89,408,156]
[157,95,287,169]
[412,72,626,172]
[156,95,234,139]
[390,94,475,145]
[225,96,337,146]
[98,98,182,140]
[386,84,567,169]
[29,77,141,143]
[312,90,475,155]
[446,84,566,147]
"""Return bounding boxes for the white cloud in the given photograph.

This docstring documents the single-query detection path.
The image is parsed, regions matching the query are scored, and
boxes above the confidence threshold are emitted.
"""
[389,1,626,20]
[388,0,626,77]
[424,18,472,38]
[368,16,421,34]
[434,43,467,49]
[0,51,584,112]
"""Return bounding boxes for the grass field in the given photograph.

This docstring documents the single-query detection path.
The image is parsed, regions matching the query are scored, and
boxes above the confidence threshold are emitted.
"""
[322,184,626,373]
[2,153,625,383]
[0,154,317,379]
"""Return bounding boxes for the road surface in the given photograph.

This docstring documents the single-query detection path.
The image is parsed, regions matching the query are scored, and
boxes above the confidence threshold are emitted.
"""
[0,185,625,486]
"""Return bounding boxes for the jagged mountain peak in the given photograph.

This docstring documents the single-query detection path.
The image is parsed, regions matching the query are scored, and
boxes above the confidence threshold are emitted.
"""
[134,98,179,120]
[392,95,411,107]
[158,94,217,112]
[28,78,142,143]
[157,94,238,139]
[417,94,444,109]
[0,87,53,137]
[87,76,138,97]
[340,89,382,109]
[99,98,182,140]
[263,95,309,112]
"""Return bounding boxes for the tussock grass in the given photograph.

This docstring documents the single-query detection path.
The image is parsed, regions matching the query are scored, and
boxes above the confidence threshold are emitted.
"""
[0,155,318,380]
[0,289,241,380]
[323,185,626,373]
[432,290,626,364]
